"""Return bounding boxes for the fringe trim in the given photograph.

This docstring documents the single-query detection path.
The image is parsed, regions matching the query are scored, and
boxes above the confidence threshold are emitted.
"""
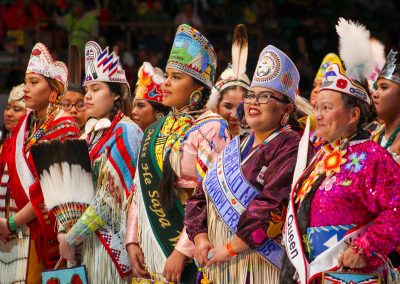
[205,196,280,284]
[0,227,30,284]
[82,234,131,284]
[136,186,167,274]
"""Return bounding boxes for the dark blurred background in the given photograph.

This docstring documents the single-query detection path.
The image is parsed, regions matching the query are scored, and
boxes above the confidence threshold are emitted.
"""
[0,0,399,101]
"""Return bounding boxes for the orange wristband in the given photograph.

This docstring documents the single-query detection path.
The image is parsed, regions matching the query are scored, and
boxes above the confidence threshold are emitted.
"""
[226,242,237,257]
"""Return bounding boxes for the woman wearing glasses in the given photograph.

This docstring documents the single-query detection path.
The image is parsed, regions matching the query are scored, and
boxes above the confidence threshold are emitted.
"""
[184,45,312,283]
[60,97,87,130]
[60,45,88,131]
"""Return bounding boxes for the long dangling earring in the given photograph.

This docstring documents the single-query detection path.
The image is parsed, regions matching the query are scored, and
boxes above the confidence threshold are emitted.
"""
[189,90,202,107]
[281,113,290,126]
[156,112,164,120]
[49,90,58,104]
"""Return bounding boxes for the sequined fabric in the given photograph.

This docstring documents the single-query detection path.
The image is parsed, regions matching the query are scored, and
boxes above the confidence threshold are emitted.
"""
[309,140,400,266]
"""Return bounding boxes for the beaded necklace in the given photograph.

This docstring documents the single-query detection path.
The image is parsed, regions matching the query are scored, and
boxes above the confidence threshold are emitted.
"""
[24,110,57,152]
[155,108,206,169]
[377,125,400,149]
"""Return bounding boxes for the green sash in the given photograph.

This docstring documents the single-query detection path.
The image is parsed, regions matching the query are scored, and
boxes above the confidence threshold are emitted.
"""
[138,118,197,283]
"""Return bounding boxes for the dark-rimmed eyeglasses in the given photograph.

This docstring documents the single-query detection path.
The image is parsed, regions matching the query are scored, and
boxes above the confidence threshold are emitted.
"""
[243,91,287,104]
[60,101,86,112]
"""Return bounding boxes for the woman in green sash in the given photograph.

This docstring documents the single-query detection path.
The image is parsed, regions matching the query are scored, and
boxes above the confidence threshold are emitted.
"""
[184,45,313,283]
[126,24,230,283]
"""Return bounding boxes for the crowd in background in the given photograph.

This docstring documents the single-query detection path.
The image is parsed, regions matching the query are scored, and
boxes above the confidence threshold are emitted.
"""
[0,0,399,99]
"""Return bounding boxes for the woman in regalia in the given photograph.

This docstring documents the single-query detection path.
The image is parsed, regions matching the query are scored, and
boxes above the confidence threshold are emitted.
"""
[57,41,143,283]
[372,49,400,266]
[0,84,27,151]
[207,24,250,138]
[132,62,170,131]
[0,43,81,283]
[126,24,230,283]
[280,19,400,284]
[373,49,400,163]
[184,44,312,283]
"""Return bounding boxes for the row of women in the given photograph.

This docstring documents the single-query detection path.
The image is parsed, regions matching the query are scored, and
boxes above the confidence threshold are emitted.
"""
[0,18,399,284]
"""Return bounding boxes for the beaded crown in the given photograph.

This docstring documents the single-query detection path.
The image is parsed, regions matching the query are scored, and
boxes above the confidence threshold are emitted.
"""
[8,83,25,108]
[314,53,344,82]
[167,24,217,89]
[251,45,299,102]
[135,62,164,103]
[378,49,400,85]
[84,41,128,85]
[321,63,371,105]
[26,43,68,86]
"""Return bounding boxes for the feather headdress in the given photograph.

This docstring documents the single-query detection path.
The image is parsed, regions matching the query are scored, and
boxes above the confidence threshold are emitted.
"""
[336,18,375,85]
[231,24,248,80]
[368,38,386,91]
[207,24,250,110]
[321,18,373,105]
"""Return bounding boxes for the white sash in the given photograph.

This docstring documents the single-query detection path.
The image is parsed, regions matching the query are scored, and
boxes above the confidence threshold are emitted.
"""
[14,111,35,199]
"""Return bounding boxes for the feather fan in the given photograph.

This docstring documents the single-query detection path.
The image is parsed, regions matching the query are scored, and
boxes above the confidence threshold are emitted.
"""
[336,18,375,83]
[31,139,94,231]
[231,24,248,79]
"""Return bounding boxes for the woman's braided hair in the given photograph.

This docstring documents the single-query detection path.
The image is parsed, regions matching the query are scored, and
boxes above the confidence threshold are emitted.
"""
[107,82,133,120]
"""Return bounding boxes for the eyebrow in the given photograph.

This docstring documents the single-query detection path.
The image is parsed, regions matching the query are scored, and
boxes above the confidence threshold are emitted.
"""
[167,71,183,76]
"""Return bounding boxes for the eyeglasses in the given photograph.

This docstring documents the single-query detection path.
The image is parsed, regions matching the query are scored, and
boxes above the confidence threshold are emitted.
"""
[243,91,287,104]
[60,101,86,112]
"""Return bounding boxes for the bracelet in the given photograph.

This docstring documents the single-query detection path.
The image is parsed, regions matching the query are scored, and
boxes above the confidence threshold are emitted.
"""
[226,242,237,258]
[7,216,19,232]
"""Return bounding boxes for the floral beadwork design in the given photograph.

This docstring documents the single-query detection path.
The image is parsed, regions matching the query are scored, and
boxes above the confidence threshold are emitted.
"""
[344,152,366,173]
[320,176,337,191]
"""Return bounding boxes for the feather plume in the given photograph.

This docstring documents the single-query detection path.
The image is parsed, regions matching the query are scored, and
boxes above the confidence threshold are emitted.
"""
[67,45,82,86]
[336,18,374,83]
[231,24,248,78]
[370,38,386,70]
[31,140,94,231]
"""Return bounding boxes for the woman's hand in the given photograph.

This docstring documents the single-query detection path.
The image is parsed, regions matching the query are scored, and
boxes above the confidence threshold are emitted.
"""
[0,218,11,237]
[126,243,148,277]
[338,247,367,269]
[205,244,232,268]
[163,249,187,283]
[194,233,213,268]
[58,233,76,262]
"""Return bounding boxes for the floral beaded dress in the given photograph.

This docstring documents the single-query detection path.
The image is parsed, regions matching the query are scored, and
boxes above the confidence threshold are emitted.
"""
[290,136,400,281]
[0,109,80,283]
[65,112,143,283]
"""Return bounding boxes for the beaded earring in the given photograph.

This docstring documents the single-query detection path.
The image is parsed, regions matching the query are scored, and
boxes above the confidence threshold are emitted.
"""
[281,113,290,126]
[189,90,202,106]
[49,90,58,104]
[156,112,165,120]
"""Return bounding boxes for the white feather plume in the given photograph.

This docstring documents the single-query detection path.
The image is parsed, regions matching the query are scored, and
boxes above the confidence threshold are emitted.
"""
[336,18,375,83]
[231,24,248,79]
[370,38,386,70]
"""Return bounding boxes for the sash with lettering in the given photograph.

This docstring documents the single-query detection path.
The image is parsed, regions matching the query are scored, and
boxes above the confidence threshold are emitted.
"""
[138,117,197,283]
[203,135,284,268]
[284,153,367,284]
